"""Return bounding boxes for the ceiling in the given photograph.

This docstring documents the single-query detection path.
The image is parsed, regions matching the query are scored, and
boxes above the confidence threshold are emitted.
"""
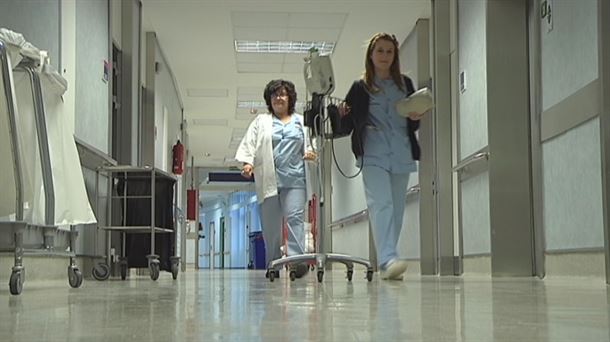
[140,0,431,170]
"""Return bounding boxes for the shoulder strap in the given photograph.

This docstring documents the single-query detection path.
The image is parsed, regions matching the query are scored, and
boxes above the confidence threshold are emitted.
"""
[402,75,415,95]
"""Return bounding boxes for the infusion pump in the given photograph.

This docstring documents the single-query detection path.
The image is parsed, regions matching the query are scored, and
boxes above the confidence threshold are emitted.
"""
[303,48,335,96]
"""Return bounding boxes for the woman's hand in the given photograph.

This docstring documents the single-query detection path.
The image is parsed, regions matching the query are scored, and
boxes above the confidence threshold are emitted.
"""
[303,151,317,161]
[241,163,254,179]
[338,102,351,117]
[407,111,425,121]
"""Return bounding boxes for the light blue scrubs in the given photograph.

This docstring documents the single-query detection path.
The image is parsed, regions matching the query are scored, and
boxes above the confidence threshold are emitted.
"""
[360,77,416,268]
[259,115,307,265]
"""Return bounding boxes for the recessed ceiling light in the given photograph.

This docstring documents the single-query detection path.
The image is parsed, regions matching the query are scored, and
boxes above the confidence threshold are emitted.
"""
[235,40,335,54]
[237,100,267,109]
[237,100,306,109]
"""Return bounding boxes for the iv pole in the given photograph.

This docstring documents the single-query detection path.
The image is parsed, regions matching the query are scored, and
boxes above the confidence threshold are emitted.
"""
[267,49,373,283]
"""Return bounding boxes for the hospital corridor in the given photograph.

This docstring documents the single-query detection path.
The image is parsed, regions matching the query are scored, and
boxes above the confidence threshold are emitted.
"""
[1,0,610,341]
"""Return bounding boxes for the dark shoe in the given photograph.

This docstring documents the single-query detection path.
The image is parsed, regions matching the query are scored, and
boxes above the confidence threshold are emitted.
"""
[294,263,309,279]
[265,269,280,279]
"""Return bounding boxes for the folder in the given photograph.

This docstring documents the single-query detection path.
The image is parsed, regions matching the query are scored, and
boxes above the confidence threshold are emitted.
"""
[396,87,434,117]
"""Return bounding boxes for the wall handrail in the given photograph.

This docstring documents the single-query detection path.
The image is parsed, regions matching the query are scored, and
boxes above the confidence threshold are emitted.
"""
[329,210,368,229]
[453,147,490,173]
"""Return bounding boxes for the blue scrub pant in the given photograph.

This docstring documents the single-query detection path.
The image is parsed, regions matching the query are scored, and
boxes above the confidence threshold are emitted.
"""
[259,187,306,266]
[362,165,410,267]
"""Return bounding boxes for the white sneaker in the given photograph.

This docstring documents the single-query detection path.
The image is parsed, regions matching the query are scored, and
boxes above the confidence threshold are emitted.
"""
[380,259,408,280]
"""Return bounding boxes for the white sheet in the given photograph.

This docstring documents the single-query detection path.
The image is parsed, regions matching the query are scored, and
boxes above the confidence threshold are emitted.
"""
[0,33,96,227]
[40,64,96,226]
[0,28,26,67]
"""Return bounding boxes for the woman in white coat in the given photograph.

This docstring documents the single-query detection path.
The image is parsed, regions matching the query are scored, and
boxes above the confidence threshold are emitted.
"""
[235,79,316,279]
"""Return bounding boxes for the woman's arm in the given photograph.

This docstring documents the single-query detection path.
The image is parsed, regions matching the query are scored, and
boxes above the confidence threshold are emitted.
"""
[235,116,259,175]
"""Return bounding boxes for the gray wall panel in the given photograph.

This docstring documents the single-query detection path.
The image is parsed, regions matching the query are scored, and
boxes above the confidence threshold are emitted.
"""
[399,197,421,259]
[543,117,604,250]
[330,137,367,221]
[153,41,182,171]
[75,0,109,153]
[541,0,597,111]
[0,0,60,68]
[461,171,491,255]
[458,0,487,159]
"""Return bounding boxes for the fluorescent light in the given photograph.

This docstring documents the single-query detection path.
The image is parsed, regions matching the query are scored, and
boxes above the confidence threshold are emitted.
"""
[235,40,335,54]
[237,100,267,109]
[237,100,306,110]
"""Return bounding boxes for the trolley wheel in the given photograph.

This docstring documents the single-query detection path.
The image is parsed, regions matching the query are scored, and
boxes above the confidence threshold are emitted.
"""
[366,270,374,282]
[9,270,23,295]
[289,271,296,281]
[346,269,353,282]
[68,267,83,288]
[317,270,324,283]
[92,263,110,281]
[120,263,128,280]
[310,265,315,271]
[149,263,160,281]
[171,263,179,280]
[269,270,276,282]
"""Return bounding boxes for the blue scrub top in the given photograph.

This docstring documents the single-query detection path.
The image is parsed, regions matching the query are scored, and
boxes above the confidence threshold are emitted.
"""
[358,77,417,173]
[272,115,306,188]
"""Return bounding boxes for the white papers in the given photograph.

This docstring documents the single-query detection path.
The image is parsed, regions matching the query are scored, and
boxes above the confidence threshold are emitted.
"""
[396,87,434,117]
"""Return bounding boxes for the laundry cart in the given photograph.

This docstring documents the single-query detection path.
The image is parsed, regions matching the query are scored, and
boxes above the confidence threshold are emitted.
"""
[94,166,180,281]
[0,29,96,295]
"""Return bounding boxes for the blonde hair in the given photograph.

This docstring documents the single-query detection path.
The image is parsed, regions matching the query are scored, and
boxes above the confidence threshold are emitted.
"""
[362,32,404,93]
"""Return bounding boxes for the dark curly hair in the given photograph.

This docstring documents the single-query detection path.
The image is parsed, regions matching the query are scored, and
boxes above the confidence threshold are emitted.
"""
[263,79,297,115]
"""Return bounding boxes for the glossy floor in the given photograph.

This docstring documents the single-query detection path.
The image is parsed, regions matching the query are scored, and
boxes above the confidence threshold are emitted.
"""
[0,269,608,341]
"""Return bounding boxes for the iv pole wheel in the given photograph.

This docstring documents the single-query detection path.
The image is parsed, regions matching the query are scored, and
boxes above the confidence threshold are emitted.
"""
[9,270,23,295]
[92,263,110,281]
[68,267,83,288]
[317,270,324,283]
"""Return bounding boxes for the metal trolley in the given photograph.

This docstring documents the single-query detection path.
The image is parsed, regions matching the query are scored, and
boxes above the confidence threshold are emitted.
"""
[0,40,83,295]
[93,165,180,281]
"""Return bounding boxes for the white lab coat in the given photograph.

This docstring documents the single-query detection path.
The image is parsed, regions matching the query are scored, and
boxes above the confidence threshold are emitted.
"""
[235,113,316,204]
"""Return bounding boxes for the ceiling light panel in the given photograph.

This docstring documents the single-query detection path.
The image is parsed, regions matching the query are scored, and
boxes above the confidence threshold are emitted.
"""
[237,100,267,109]
[234,40,335,54]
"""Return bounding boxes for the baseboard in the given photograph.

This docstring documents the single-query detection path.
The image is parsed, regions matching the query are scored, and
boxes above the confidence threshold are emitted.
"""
[462,255,492,275]
[544,251,605,278]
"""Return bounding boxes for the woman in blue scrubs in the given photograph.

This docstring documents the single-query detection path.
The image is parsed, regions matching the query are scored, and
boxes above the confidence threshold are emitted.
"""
[236,79,316,279]
[340,33,424,280]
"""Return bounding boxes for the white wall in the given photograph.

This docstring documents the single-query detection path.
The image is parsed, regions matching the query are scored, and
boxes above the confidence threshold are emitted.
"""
[541,0,602,251]
[541,0,598,111]
[458,0,487,159]
[74,0,110,153]
[329,136,369,255]
[458,0,491,256]
[543,118,603,250]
